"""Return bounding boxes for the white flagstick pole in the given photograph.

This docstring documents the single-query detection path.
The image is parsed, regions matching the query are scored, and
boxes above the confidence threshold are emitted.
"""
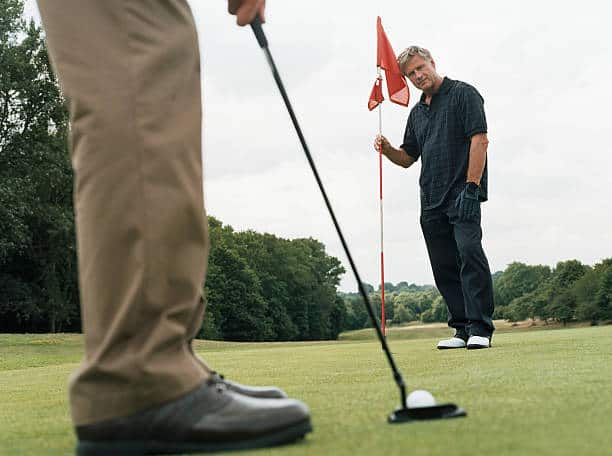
[377,70,386,338]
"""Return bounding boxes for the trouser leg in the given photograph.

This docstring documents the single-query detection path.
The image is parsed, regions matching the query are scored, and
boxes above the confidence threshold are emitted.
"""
[37,0,210,425]
[448,205,495,337]
[420,209,468,337]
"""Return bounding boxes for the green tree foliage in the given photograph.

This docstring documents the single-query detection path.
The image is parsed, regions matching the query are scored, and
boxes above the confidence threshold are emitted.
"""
[420,296,447,323]
[550,260,588,291]
[395,281,410,290]
[343,257,611,332]
[494,262,551,307]
[380,282,396,292]
[543,260,588,323]
[546,291,576,325]
[203,218,346,341]
[573,268,603,323]
[340,283,442,328]
[594,267,612,321]
[361,282,374,293]
[328,295,348,339]
[503,283,552,323]
[342,295,370,330]
[392,303,416,325]
[574,260,612,323]
[205,245,273,341]
[493,259,611,325]
[369,293,381,322]
[1,0,78,332]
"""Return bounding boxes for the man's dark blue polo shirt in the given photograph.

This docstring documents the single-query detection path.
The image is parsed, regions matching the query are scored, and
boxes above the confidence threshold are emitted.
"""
[400,77,488,210]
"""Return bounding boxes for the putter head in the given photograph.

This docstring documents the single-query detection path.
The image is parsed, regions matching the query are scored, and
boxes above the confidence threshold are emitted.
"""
[388,403,467,423]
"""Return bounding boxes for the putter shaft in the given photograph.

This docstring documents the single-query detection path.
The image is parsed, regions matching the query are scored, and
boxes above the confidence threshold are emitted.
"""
[250,16,407,409]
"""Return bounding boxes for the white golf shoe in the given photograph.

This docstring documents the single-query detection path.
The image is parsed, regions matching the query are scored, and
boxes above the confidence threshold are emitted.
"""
[437,337,467,350]
[466,335,491,349]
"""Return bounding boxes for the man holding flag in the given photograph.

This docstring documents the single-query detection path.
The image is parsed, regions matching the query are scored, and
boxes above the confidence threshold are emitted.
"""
[374,46,495,350]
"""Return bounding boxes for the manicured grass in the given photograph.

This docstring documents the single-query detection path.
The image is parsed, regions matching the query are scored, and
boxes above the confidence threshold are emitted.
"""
[1,325,612,455]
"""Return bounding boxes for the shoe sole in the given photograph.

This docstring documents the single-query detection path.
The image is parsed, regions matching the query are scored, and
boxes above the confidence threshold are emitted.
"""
[466,344,491,350]
[76,418,312,455]
[437,344,466,350]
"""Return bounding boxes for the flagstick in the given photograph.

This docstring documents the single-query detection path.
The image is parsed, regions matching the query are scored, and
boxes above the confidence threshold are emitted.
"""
[377,70,386,338]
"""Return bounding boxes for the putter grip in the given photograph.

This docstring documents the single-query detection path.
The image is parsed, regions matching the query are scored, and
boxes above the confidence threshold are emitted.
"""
[250,15,268,48]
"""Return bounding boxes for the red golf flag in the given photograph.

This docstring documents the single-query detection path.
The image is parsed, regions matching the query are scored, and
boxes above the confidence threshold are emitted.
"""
[376,17,409,107]
[368,77,384,111]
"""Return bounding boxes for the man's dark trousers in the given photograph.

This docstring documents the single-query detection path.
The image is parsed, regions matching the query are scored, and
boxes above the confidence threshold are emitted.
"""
[420,203,495,338]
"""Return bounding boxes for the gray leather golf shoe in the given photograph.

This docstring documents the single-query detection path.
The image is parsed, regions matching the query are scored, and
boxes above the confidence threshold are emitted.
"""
[210,371,288,399]
[75,378,311,455]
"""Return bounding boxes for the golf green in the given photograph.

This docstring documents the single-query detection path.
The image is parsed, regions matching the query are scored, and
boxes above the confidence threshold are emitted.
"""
[1,325,611,455]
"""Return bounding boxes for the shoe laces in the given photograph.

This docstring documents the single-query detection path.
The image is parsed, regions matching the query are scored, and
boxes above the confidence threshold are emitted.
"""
[207,373,229,393]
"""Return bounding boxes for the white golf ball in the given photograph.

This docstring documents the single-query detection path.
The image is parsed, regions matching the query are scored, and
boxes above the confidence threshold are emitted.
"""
[406,389,436,408]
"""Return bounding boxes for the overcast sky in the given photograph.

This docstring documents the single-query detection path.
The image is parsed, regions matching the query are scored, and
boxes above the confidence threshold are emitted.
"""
[24,1,612,291]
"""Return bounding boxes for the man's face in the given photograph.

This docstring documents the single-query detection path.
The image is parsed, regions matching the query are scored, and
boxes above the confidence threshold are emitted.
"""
[403,55,438,92]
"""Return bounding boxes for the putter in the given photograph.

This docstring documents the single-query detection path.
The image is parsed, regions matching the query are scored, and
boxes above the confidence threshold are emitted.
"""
[250,16,466,423]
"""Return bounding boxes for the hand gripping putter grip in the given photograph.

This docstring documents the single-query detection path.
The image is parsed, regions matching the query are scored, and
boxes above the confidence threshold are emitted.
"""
[249,15,466,424]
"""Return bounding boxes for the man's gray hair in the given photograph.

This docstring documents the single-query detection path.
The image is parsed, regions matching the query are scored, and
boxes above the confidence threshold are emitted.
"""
[397,46,433,75]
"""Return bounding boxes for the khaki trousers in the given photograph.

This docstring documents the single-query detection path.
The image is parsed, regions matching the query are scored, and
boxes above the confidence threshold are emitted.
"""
[37,0,210,425]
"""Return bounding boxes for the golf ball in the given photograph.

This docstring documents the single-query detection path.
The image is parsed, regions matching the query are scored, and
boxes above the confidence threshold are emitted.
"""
[406,389,436,408]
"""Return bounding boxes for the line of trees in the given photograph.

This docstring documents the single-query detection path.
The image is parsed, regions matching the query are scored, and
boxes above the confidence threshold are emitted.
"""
[339,258,612,330]
[201,218,346,341]
[340,283,445,330]
[493,259,612,325]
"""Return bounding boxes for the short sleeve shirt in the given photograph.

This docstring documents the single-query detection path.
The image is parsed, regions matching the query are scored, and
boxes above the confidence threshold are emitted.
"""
[400,77,488,210]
